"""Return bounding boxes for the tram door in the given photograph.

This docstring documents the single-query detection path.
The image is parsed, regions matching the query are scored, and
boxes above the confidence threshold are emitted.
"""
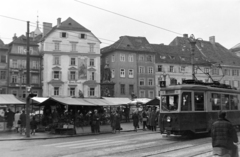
[193,92,208,132]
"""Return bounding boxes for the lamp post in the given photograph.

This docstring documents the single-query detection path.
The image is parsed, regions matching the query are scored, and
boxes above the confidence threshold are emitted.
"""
[188,34,203,80]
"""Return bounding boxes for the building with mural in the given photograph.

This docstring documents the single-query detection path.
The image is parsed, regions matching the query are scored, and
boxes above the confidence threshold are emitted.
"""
[39,17,101,97]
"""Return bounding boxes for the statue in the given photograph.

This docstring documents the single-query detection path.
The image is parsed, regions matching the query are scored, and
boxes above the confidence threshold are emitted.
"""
[79,90,84,98]
[103,64,111,82]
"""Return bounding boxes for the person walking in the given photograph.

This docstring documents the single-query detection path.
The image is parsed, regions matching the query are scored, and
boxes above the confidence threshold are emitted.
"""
[6,108,15,131]
[115,110,121,133]
[110,110,117,133]
[92,109,100,134]
[14,111,21,133]
[149,107,157,131]
[132,110,139,131]
[20,110,26,135]
[142,108,147,131]
[30,116,38,135]
[212,111,239,157]
[146,107,152,130]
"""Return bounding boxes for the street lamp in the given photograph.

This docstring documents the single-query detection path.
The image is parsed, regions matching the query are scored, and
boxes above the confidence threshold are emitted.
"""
[188,34,203,80]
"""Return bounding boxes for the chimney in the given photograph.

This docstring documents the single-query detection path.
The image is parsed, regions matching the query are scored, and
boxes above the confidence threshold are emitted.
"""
[12,33,17,41]
[209,36,215,45]
[43,22,52,38]
[57,18,61,27]
[183,34,188,38]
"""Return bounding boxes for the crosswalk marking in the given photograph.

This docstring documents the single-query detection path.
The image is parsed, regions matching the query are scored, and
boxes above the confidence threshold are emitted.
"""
[70,140,127,149]
[43,139,97,147]
[56,140,112,148]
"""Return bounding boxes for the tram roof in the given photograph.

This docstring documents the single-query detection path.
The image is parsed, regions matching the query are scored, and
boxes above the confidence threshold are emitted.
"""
[160,84,240,94]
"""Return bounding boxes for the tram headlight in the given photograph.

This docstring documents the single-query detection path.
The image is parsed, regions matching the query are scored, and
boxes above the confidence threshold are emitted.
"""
[166,116,171,122]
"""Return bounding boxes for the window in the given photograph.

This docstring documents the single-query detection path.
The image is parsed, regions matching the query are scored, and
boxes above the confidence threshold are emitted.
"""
[139,78,145,86]
[148,78,153,86]
[31,75,38,84]
[181,92,192,111]
[204,68,209,74]
[54,42,60,51]
[111,55,115,62]
[148,90,154,99]
[161,95,179,111]
[12,90,17,97]
[1,55,6,63]
[18,46,25,54]
[22,75,26,84]
[105,57,109,64]
[80,33,86,39]
[53,71,60,79]
[70,87,75,96]
[120,69,125,77]
[12,60,17,68]
[128,55,134,62]
[111,69,115,78]
[211,93,221,110]
[89,59,94,66]
[120,84,125,95]
[160,55,166,59]
[232,69,239,76]
[169,56,175,60]
[71,43,77,51]
[212,68,219,75]
[180,66,185,72]
[222,94,230,110]
[22,90,26,99]
[0,88,6,94]
[90,72,95,80]
[129,85,134,95]
[169,66,174,72]
[60,32,67,38]
[88,43,94,53]
[70,58,76,66]
[139,90,145,98]
[53,56,60,65]
[11,75,17,83]
[128,69,134,78]
[233,80,239,88]
[146,55,153,62]
[120,54,125,62]
[224,69,230,76]
[70,71,76,80]
[194,92,204,111]
[54,87,59,95]
[194,58,199,61]
[0,71,6,80]
[90,88,95,96]
[180,56,186,61]
[139,55,144,61]
[158,65,162,72]
[230,95,238,110]
[139,66,144,74]
[148,67,154,74]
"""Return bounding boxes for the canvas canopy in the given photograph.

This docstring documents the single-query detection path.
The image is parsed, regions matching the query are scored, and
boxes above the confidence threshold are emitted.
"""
[102,97,132,105]
[129,98,152,105]
[31,97,49,103]
[144,97,160,106]
[0,94,25,105]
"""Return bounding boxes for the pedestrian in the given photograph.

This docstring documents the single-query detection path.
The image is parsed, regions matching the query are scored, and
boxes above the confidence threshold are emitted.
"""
[146,107,151,130]
[115,110,121,133]
[20,110,26,135]
[92,109,100,134]
[14,111,21,133]
[124,106,130,122]
[110,110,117,133]
[149,107,157,131]
[6,108,15,131]
[132,110,139,131]
[30,116,38,135]
[212,111,239,157]
[142,108,147,131]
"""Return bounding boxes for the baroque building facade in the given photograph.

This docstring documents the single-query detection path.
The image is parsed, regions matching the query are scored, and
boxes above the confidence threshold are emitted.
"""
[0,39,9,94]
[39,17,101,98]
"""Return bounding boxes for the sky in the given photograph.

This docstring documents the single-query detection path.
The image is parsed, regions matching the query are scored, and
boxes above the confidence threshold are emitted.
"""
[0,0,240,49]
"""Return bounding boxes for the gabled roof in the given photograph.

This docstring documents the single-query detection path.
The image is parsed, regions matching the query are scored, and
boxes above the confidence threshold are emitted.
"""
[231,43,240,53]
[0,39,8,50]
[101,36,155,54]
[169,36,240,66]
[40,17,94,42]
[9,35,39,46]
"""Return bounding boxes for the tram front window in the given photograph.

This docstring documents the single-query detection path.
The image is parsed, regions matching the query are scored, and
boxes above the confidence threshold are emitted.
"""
[161,95,179,111]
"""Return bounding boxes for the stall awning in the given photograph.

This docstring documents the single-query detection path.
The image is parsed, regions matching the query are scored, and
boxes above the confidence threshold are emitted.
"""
[51,97,93,106]
[84,98,114,106]
[102,97,132,105]
[0,94,25,104]
[129,98,152,105]
[144,97,160,106]
[31,97,49,103]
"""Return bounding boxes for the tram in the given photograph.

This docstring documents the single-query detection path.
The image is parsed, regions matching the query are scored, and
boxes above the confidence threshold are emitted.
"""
[159,80,240,136]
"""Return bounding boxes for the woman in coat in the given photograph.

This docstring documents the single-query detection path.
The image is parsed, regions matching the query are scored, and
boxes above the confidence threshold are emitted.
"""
[146,107,152,130]
[149,107,157,131]
[132,110,139,131]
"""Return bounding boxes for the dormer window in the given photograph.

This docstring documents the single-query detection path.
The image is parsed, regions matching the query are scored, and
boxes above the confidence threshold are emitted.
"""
[80,33,86,39]
[169,56,175,60]
[180,56,186,61]
[195,58,199,61]
[60,32,67,38]
[160,55,166,59]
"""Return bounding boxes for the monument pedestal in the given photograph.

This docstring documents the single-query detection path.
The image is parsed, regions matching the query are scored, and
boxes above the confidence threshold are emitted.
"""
[101,81,115,97]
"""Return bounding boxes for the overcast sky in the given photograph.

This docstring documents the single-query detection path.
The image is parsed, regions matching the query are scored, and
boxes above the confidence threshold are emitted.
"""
[0,0,239,49]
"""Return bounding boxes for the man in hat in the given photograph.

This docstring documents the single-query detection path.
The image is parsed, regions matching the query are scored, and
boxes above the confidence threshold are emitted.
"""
[211,111,238,157]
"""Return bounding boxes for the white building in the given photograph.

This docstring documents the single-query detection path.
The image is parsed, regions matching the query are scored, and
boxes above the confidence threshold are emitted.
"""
[39,17,101,97]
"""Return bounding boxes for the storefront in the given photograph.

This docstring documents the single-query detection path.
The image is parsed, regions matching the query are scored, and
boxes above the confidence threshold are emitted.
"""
[0,94,25,131]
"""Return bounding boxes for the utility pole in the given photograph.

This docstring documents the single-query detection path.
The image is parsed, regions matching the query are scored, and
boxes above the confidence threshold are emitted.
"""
[26,21,30,137]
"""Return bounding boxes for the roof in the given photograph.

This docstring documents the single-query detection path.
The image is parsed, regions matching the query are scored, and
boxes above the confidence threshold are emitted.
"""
[145,97,160,106]
[31,97,49,103]
[40,17,94,42]
[101,36,155,54]
[129,98,152,105]
[169,36,240,66]
[0,94,25,105]
[9,35,39,46]
[102,97,132,105]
